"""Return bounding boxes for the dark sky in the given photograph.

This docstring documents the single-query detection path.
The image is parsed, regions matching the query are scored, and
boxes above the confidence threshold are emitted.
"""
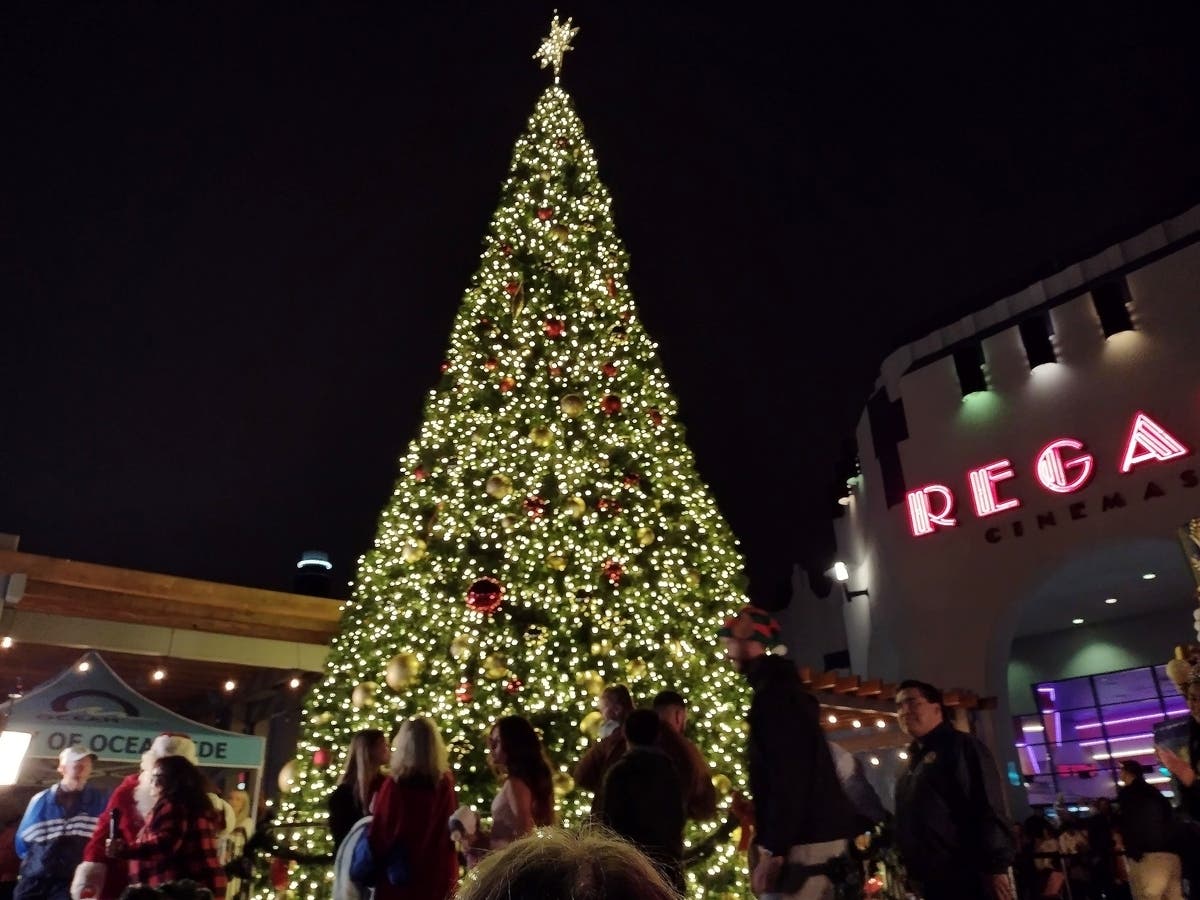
[3,4,1199,602]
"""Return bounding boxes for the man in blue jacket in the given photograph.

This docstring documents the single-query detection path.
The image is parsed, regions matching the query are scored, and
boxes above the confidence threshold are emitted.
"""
[15,746,107,900]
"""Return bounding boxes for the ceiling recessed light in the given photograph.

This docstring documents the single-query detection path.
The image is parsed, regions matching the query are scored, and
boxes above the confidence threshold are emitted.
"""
[1142,573,1157,580]
[1072,617,1085,625]
[898,750,909,760]
[827,714,837,724]
[1105,597,1118,605]
[851,719,862,729]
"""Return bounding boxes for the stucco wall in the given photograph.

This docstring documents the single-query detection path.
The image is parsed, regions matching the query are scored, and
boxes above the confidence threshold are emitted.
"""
[830,222,1200,811]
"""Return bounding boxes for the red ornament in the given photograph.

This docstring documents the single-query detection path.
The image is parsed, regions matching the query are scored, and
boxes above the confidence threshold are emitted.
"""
[606,275,618,298]
[543,318,565,338]
[505,678,523,695]
[597,497,621,515]
[440,361,451,374]
[602,362,618,378]
[622,472,640,488]
[498,376,516,393]
[548,364,564,378]
[601,395,622,415]
[484,357,499,371]
[648,408,663,428]
[603,560,624,586]
[504,281,521,296]
[523,496,548,519]
[455,682,474,703]
[412,466,427,481]
[312,748,332,769]
[536,207,555,221]
[466,577,504,614]
[500,243,513,257]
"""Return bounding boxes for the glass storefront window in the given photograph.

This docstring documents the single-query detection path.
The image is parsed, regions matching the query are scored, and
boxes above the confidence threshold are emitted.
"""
[1014,663,1186,804]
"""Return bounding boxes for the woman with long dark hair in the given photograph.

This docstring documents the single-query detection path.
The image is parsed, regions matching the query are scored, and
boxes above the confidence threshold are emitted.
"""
[367,717,458,900]
[105,755,227,899]
[485,716,555,848]
[328,729,388,851]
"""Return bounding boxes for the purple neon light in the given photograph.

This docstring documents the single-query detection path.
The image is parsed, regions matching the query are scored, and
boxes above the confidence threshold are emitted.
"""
[1075,708,1185,730]
[1079,732,1153,748]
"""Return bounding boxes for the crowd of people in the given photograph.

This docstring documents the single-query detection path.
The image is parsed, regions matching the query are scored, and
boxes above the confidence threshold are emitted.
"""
[5,611,1198,900]
[3,734,253,900]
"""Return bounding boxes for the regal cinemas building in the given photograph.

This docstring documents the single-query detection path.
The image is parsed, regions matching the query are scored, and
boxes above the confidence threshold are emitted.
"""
[814,205,1200,809]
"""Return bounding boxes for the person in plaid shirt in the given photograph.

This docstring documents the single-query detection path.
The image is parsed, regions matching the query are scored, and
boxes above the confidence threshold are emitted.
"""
[104,757,226,900]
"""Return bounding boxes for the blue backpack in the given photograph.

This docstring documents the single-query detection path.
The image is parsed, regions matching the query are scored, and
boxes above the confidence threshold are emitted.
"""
[349,820,410,887]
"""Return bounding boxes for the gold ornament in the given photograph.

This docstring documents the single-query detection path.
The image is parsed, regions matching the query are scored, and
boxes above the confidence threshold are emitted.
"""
[684,570,702,589]
[277,760,297,792]
[385,652,421,691]
[625,658,648,680]
[667,639,684,659]
[711,773,733,796]
[529,425,554,447]
[552,770,575,797]
[548,223,569,243]
[351,681,379,708]
[450,635,473,661]
[532,13,579,78]
[483,653,508,680]
[577,670,605,696]
[500,514,520,531]
[636,526,655,547]
[564,496,586,518]
[309,710,333,726]
[590,639,613,657]
[546,553,567,571]
[401,538,427,564]
[579,710,604,738]
[560,394,585,417]
[485,473,512,499]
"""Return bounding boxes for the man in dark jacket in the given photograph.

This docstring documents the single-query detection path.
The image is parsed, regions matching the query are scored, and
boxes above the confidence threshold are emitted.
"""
[893,680,1014,900]
[599,709,687,893]
[721,605,857,899]
[1117,760,1182,899]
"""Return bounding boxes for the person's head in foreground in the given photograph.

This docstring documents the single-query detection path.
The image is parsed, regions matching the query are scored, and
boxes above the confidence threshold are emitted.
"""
[454,827,679,900]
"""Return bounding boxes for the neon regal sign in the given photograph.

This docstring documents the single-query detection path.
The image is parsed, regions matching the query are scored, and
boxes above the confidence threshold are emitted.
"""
[907,411,1191,537]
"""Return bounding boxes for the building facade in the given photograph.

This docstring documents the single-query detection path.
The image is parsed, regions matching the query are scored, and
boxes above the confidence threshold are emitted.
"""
[806,205,1200,805]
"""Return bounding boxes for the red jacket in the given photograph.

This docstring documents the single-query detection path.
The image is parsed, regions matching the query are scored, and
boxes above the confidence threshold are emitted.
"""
[368,774,458,900]
[82,775,144,899]
[123,800,227,900]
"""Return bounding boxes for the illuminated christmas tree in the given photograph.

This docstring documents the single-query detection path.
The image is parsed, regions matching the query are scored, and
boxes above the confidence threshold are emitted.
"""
[279,17,752,898]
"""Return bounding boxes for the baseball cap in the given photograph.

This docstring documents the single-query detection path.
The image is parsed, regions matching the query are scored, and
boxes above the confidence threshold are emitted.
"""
[59,744,97,765]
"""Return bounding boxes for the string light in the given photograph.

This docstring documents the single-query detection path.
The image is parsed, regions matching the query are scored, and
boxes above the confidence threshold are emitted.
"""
[279,20,753,899]
[224,680,236,692]
[152,668,166,682]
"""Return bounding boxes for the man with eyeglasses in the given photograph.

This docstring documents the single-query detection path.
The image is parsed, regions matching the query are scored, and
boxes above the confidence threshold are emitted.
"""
[893,680,1014,900]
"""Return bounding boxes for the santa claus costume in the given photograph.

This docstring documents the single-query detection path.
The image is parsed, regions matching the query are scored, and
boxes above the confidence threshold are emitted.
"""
[71,734,234,900]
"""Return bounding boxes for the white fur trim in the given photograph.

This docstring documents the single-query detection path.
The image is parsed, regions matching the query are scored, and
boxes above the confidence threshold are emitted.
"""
[71,861,106,900]
[149,733,198,765]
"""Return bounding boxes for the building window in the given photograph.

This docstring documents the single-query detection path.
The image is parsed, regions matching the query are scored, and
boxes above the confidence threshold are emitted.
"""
[1092,278,1135,337]
[1014,664,1180,806]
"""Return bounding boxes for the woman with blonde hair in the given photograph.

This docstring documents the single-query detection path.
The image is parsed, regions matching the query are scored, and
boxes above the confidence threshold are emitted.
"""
[367,717,458,900]
[455,827,679,900]
[328,729,388,852]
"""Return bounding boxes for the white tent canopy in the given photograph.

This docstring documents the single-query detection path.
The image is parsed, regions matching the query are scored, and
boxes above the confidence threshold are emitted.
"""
[0,651,264,771]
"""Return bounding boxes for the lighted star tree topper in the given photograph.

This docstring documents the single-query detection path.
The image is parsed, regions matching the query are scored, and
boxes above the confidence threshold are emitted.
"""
[278,17,754,898]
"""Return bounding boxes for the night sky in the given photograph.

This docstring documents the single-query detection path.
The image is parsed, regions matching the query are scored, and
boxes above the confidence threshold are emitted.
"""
[4,5,1199,603]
